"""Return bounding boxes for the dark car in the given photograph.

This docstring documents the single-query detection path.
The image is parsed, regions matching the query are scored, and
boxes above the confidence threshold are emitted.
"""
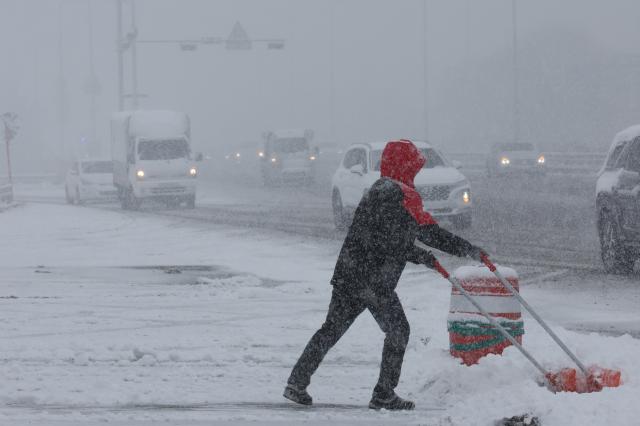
[596,125,640,273]
[486,142,546,177]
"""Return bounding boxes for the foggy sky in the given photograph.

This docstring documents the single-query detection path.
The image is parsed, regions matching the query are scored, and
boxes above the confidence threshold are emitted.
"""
[2,0,640,174]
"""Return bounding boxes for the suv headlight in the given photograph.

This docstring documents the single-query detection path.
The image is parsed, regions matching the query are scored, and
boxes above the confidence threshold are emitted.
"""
[500,156,510,165]
[462,190,470,204]
[189,167,197,177]
[136,170,145,179]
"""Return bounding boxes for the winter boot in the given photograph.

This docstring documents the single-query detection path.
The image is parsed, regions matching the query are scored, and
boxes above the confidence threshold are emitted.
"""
[495,415,541,426]
[368,391,415,410]
[283,384,313,406]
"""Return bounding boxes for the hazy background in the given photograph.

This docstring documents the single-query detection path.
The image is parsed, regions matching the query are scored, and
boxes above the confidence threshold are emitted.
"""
[2,0,640,175]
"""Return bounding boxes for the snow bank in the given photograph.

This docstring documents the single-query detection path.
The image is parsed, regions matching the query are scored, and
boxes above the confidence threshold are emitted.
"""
[454,264,518,281]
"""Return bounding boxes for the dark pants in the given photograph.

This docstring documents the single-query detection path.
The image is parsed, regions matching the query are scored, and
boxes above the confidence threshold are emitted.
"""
[287,287,410,396]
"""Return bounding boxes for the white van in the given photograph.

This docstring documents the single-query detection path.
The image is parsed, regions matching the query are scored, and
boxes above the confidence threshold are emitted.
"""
[259,129,317,185]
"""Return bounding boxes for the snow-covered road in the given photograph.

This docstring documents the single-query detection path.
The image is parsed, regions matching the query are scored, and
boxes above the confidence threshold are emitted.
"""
[1,199,639,425]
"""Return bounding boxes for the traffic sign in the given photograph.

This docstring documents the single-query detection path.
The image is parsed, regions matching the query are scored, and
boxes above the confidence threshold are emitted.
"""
[226,22,252,50]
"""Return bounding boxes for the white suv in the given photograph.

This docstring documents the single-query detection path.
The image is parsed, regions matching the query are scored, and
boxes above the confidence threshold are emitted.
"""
[331,141,472,230]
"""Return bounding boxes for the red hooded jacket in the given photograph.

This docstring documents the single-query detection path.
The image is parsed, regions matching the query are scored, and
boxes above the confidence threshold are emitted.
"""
[380,139,438,226]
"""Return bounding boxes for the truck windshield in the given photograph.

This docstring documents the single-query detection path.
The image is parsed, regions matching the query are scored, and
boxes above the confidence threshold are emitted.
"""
[82,161,113,174]
[370,148,446,171]
[271,138,309,154]
[138,139,189,160]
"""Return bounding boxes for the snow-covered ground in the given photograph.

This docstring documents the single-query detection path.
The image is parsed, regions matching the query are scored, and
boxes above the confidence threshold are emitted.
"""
[1,199,639,425]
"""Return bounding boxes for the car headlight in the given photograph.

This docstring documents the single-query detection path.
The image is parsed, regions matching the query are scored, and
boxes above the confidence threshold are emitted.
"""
[235,152,241,159]
[258,151,264,158]
[271,157,277,163]
[500,157,510,165]
[189,167,197,177]
[309,155,316,161]
[136,170,145,179]
[537,155,545,164]
[462,190,470,204]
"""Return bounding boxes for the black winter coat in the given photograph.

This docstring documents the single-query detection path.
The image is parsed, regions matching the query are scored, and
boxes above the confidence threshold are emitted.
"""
[330,177,477,297]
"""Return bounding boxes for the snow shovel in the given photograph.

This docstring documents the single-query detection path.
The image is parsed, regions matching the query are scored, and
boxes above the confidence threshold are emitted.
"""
[479,253,622,393]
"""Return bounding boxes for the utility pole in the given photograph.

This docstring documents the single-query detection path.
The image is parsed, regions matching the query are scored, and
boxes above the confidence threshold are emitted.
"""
[512,0,519,142]
[87,0,98,152]
[422,0,429,142]
[117,0,124,111]
[130,0,139,110]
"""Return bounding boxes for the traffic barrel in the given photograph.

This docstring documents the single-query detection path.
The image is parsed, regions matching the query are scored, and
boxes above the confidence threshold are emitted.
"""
[447,265,524,365]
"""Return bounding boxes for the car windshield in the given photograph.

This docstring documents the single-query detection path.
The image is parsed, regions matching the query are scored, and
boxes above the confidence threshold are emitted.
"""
[81,161,113,174]
[271,138,309,154]
[370,148,446,171]
[138,139,190,160]
[498,143,534,151]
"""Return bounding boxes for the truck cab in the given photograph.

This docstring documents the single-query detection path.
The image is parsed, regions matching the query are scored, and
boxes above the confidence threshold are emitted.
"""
[111,110,198,209]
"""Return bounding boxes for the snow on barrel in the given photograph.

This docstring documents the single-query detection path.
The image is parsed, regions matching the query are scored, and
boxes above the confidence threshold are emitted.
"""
[448,265,523,366]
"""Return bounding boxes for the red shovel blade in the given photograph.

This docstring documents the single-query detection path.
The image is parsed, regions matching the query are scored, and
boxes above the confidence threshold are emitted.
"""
[585,366,622,392]
[545,366,621,393]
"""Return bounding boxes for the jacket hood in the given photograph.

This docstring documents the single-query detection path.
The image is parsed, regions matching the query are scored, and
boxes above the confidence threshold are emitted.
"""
[380,140,426,187]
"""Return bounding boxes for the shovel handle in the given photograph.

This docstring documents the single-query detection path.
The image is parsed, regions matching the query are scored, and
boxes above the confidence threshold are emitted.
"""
[480,253,589,376]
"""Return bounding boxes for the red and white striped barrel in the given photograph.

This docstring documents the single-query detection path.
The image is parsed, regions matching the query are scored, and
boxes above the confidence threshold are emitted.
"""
[447,265,524,366]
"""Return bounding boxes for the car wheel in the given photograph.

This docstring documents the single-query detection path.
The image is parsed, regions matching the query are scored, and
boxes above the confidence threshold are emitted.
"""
[452,213,472,229]
[75,188,83,205]
[121,187,140,210]
[600,210,634,274]
[65,186,73,204]
[119,188,129,210]
[332,190,347,232]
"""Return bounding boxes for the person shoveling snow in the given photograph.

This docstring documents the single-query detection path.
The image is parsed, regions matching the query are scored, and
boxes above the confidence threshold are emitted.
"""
[283,139,487,410]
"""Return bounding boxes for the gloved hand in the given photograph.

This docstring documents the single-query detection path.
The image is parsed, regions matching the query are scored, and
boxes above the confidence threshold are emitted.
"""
[416,249,437,268]
[468,245,489,262]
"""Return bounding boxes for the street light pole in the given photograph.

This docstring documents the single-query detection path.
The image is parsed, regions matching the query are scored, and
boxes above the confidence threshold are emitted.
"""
[88,0,98,151]
[512,0,519,142]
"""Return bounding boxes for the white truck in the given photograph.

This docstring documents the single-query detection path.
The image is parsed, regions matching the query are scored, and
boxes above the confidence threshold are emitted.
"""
[111,110,198,209]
